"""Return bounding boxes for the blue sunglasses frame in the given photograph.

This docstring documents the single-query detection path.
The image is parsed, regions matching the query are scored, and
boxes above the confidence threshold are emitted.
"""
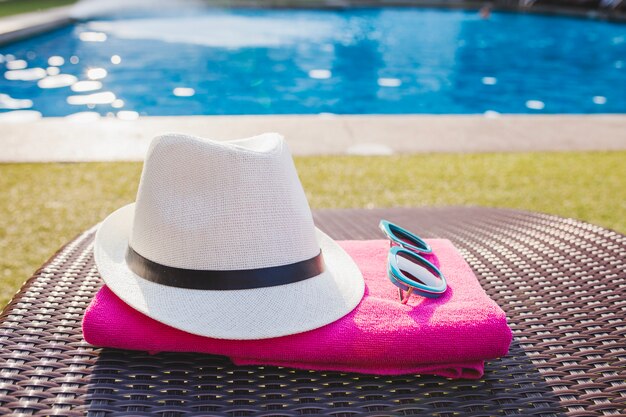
[380,220,448,304]
[379,219,433,254]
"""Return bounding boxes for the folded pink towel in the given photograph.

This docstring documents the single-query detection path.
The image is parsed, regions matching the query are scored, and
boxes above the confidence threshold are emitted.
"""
[83,239,512,379]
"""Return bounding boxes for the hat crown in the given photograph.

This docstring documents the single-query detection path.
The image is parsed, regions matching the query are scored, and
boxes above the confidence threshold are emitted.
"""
[129,133,319,271]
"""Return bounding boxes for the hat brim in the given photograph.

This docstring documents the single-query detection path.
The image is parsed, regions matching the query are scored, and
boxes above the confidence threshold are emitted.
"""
[94,203,365,340]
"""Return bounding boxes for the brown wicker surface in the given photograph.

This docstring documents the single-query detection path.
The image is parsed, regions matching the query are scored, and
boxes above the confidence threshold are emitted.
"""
[0,207,624,417]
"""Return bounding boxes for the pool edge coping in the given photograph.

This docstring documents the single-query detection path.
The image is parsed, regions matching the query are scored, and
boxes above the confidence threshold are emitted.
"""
[0,6,75,47]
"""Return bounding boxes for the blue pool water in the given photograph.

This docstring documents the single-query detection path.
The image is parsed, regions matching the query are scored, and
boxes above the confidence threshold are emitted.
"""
[1,8,625,117]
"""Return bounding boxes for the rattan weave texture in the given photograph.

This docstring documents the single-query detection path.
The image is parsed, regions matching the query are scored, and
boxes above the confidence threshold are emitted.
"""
[0,207,624,417]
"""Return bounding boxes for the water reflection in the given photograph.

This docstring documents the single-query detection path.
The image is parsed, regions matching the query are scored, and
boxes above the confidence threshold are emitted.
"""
[526,100,545,110]
[72,80,102,92]
[0,93,32,109]
[38,74,77,88]
[483,110,500,118]
[67,91,116,105]
[65,111,101,122]
[0,110,42,121]
[173,87,195,97]
[6,59,27,70]
[86,14,340,47]
[86,68,107,80]
[79,32,107,42]
[5,68,46,81]
[48,56,65,66]
[378,78,402,87]
[308,69,331,80]
[593,96,607,105]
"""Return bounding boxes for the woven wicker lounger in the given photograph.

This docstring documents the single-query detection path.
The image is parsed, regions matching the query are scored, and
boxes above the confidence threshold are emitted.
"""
[0,207,624,416]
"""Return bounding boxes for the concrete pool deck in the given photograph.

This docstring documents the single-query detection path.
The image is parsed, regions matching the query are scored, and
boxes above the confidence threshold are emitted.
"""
[1,114,624,162]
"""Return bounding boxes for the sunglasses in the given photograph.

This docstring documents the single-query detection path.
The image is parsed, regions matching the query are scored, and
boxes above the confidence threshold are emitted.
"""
[379,220,448,304]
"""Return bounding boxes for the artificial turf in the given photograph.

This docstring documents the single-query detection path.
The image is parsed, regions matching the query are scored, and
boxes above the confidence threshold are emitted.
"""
[1,151,624,307]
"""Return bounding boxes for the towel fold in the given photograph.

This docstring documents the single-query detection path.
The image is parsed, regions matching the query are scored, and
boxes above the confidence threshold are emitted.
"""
[83,239,512,379]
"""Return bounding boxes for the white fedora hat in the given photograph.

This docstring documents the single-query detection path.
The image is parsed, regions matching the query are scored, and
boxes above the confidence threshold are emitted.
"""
[94,132,364,340]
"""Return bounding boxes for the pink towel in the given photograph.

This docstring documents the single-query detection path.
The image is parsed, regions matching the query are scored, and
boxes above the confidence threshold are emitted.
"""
[83,239,512,379]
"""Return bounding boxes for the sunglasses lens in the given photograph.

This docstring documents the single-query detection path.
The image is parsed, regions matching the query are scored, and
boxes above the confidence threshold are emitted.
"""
[382,221,431,253]
[395,251,441,287]
[392,226,428,251]
[392,251,446,298]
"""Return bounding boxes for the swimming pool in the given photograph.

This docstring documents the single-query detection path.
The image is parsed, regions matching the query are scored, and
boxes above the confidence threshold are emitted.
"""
[1,8,625,117]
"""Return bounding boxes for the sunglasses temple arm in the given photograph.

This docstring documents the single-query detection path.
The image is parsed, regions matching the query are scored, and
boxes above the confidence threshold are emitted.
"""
[399,287,413,304]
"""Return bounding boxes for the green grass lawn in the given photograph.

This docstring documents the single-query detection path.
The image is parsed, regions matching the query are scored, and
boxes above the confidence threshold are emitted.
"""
[0,0,77,18]
[1,151,624,308]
